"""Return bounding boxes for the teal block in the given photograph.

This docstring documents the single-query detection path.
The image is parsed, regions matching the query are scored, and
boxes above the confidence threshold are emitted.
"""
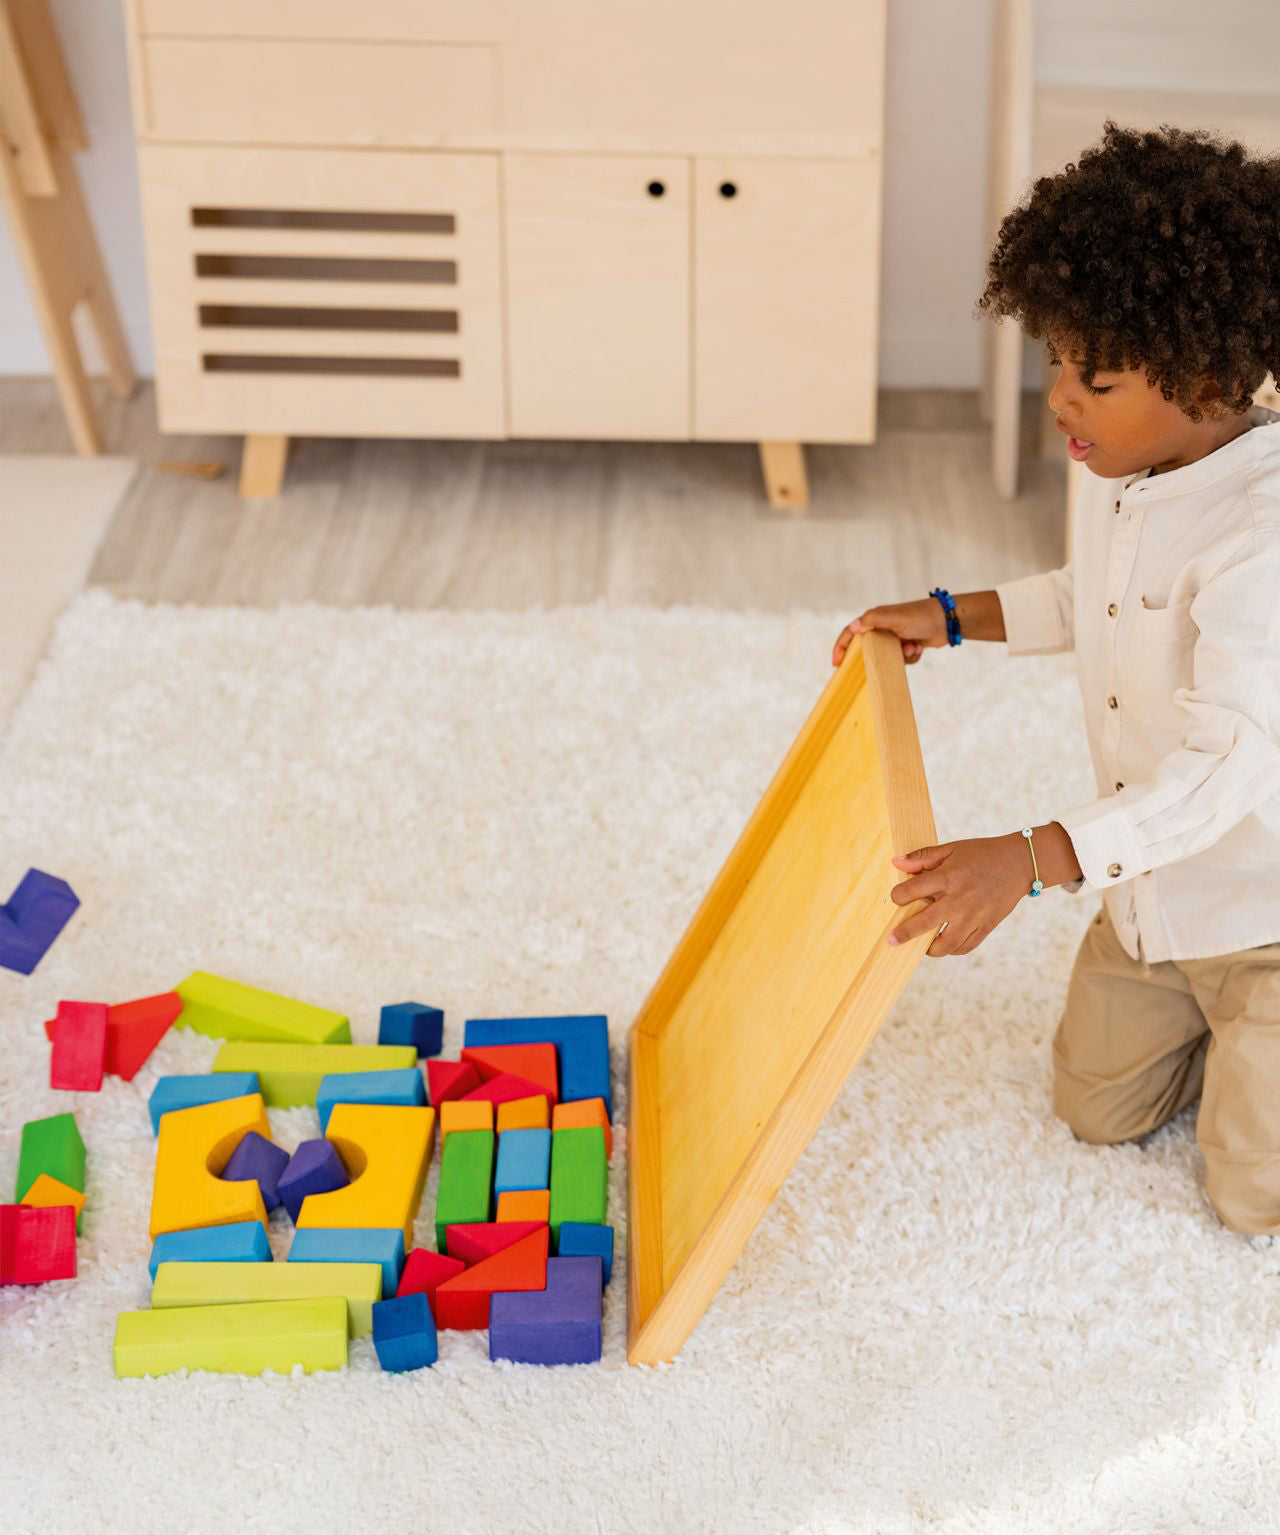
[148,1072,260,1135]
[494,1127,551,1195]
[288,1226,406,1297]
[316,1067,426,1132]
[148,1221,272,1282]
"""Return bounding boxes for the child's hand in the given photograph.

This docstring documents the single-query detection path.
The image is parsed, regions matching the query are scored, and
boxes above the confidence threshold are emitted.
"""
[885,833,1030,957]
[832,599,949,667]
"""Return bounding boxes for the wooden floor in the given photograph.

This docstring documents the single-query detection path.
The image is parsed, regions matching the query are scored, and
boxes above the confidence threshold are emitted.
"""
[0,378,1067,612]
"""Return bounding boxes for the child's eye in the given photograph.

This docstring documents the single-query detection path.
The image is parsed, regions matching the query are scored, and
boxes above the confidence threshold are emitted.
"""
[1085,384,1112,395]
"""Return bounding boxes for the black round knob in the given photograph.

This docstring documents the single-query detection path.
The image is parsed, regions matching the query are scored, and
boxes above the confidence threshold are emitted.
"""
[647,180,666,198]
[719,181,738,199]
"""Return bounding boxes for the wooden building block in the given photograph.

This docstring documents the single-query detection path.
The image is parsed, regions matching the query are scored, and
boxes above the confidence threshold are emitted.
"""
[553,1097,612,1158]
[20,1173,86,1232]
[176,971,350,1044]
[277,1140,348,1223]
[434,1227,548,1331]
[153,1259,382,1337]
[461,1043,559,1106]
[316,1066,425,1132]
[149,1093,270,1238]
[495,1127,551,1195]
[16,1111,84,1203]
[464,1015,611,1117]
[0,1203,76,1284]
[148,1072,259,1134]
[497,1189,551,1224]
[149,1220,270,1281]
[434,1129,493,1251]
[549,1126,608,1242]
[490,1256,603,1365]
[46,991,183,1080]
[0,867,78,975]
[113,1297,348,1378]
[288,1226,405,1298]
[444,1220,546,1267]
[461,1073,549,1110]
[396,1247,465,1321]
[497,1095,551,1135]
[212,1042,416,1107]
[378,1002,443,1058]
[439,1098,494,1140]
[372,1292,437,1371]
[295,1103,435,1245]
[221,1131,289,1214]
[558,1221,614,1286]
[50,1000,107,1091]
[426,1058,480,1106]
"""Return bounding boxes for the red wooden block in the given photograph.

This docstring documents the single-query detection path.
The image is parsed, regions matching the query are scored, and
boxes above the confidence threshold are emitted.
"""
[445,1220,547,1266]
[460,1073,550,1111]
[50,1001,108,1091]
[44,991,183,1081]
[0,1204,77,1284]
[427,1059,481,1106]
[396,1247,465,1320]
[461,1043,559,1106]
[433,1227,548,1331]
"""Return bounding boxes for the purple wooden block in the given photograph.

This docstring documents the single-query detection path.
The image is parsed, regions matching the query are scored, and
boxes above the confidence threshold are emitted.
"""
[0,868,79,976]
[277,1139,348,1224]
[221,1130,289,1214]
[489,1255,603,1365]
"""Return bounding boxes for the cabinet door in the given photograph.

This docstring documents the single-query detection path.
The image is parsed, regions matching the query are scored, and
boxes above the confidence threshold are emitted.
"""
[694,157,881,443]
[504,154,690,439]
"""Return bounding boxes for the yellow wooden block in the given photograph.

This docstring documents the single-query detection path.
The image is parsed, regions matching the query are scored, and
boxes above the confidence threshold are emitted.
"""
[496,1095,551,1134]
[149,1093,270,1239]
[295,1102,435,1246]
[496,1188,550,1223]
[20,1172,87,1222]
[152,1260,382,1337]
[440,1098,494,1140]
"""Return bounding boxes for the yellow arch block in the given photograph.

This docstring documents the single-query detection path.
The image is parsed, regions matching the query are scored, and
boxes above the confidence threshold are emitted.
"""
[150,1093,270,1238]
[296,1102,435,1246]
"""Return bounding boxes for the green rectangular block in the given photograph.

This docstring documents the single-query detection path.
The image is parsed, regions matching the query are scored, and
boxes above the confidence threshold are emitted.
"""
[213,1042,416,1107]
[435,1129,494,1252]
[177,972,351,1046]
[17,1113,85,1219]
[549,1125,608,1243]
[152,1260,382,1337]
[114,1297,348,1378]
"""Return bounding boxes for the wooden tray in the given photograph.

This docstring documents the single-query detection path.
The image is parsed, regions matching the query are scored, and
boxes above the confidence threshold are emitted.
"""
[626,629,938,1364]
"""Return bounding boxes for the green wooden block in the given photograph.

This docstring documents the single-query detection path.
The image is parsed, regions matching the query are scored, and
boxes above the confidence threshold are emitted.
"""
[152,1260,382,1337]
[113,1297,348,1378]
[435,1129,494,1252]
[16,1113,85,1216]
[177,971,351,1045]
[549,1125,608,1243]
[212,1042,416,1107]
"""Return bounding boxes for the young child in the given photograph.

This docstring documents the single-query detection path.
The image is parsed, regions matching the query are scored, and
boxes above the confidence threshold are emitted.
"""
[831,120,1280,1234]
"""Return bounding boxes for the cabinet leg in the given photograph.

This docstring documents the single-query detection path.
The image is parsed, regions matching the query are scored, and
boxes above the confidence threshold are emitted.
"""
[240,435,290,499]
[758,442,809,512]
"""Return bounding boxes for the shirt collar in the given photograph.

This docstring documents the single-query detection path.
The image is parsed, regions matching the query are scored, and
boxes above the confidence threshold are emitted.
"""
[1119,404,1280,503]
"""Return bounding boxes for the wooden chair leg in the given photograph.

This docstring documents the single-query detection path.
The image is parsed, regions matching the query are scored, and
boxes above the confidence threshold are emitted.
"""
[758,442,809,511]
[239,435,290,499]
[990,324,1023,501]
[44,310,103,456]
[84,281,136,401]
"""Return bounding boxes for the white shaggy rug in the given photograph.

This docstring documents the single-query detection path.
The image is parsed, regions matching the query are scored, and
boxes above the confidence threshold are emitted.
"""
[2,591,1280,1535]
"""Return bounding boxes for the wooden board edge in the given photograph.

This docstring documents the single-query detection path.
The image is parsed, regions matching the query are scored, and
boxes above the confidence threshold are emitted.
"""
[625,1020,664,1361]
[861,630,939,854]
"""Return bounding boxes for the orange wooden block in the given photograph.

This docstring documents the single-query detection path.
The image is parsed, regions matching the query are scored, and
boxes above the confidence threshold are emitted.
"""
[496,1095,550,1134]
[20,1173,87,1222]
[434,1226,549,1331]
[461,1044,559,1106]
[440,1098,494,1140]
[553,1097,612,1159]
[496,1189,550,1224]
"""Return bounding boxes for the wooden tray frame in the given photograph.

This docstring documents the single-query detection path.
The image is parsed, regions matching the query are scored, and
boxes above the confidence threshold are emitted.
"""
[626,629,939,1365]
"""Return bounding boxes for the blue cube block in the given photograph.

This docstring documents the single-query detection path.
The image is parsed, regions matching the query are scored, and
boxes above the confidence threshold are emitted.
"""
[556,1221,614,1285]
[494,1127,552,1195]
[288,1226,405,1296]
[148,1072,261,1134]
[220,1130,289,1213]
[0,867,79,975]
[464,1015,611,1118]
[378,1002,444,1058]
[490,1256,602,1365]
[148,1220,271,1282]
[373,1291,437,1371]
[316,1066,426,1132]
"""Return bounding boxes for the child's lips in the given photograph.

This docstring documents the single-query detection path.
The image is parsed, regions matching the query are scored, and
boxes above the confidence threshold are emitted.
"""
[1067,436,1095,461]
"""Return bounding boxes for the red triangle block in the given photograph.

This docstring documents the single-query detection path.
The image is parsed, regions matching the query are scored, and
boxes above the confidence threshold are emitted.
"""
[434,1227,549,1331]
[427,1059,481,1106]
[43,991,183,1081]
[461,1044,559,1106]
[396,1247,465,1321]
[461,1073,550,1110]
[445,1220,547,1266]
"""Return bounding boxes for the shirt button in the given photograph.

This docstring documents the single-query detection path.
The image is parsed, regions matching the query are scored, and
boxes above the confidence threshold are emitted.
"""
[1107,695,1118,708]
[1115,781,1124,791]
[1107,862,1123,878]
[1107,602,1118,617]
[1114,500,1121,513]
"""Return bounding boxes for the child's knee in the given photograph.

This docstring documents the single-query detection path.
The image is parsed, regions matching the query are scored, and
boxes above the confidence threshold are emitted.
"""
[1202,1150,1280,1236]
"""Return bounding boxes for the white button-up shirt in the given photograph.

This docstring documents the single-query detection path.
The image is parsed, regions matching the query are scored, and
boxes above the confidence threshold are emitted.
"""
[994,404,1280,963]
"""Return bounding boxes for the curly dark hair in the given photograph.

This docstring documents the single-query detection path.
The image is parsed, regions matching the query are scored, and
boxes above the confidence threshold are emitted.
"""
[976,118,1280,420]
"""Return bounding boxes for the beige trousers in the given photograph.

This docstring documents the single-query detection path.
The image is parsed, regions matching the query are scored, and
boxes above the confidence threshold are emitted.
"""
[1052,902,1280,1235]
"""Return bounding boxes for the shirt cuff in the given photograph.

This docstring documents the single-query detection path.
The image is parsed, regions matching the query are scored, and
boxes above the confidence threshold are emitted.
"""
[994,572,1070,655]
[1055,796,1150,891]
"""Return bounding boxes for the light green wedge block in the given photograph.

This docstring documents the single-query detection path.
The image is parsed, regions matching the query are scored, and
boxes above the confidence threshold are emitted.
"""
[152,1261,382,1337]
[114,1297,348,1378]
[176,971,351,1045]
[213,1042,416,1107]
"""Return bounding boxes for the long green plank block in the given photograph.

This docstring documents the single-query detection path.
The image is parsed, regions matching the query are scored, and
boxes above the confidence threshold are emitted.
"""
[176,972,351,1046]
[114,1297,348,1378]
[152,1260,382,1337]
[548,1125,608,1244]
[17,1112,85,1208]
[213,1042,416,1107]
[435,1129,494,1252]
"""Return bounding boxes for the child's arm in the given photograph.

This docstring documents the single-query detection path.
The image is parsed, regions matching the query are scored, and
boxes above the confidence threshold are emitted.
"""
[832,588,1006,667]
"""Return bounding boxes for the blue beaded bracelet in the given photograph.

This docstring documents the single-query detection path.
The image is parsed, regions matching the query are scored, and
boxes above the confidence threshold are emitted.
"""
[929,587,963,646]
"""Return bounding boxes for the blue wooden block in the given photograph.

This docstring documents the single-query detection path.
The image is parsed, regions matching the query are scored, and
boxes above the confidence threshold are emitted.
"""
[378,1002,444,1058]
[147,1072,261,1134]
[220,1130,289,1213]
[489,1256,603,1365]
[372,1291,438,1371]
[148,1221,271,1282]
[277,1139,348,1223]
[0,868,79,976]
[316,1066,426,1132]
[557,1221,614,1286]
[494,1127,552,1195]
[463,1015,611,1118]
[288,1226,405,1296]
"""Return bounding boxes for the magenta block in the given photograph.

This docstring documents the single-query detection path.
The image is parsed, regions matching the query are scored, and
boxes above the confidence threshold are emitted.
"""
[489,1255,602,1365]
